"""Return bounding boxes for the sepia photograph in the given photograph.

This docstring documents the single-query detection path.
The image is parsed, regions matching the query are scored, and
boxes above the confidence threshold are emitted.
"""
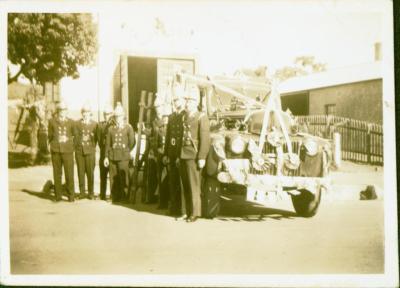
[0,0,398,287]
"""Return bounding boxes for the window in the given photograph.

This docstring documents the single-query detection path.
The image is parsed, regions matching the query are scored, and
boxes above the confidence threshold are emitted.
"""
[325,104,336,115]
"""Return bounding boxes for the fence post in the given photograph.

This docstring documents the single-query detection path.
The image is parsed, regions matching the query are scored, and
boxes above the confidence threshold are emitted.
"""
[367,124,371,164]
[333,132,341,168]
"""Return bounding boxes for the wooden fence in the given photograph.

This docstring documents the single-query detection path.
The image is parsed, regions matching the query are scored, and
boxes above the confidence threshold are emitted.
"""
[296,115,383,166]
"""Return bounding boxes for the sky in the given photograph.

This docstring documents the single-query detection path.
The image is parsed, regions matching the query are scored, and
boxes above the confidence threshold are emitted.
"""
[47,1,385,112]
[103,1,382,74]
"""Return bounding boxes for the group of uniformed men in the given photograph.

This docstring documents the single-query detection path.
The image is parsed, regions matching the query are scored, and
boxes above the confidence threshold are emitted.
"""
[48,85,210,222]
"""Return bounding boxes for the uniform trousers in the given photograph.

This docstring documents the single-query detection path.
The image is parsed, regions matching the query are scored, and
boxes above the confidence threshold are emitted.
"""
[51,152,75,200]
[145,157,158,203]
[168,161,182,216]
[75,152,95,196]
[157,156,169,208]
[99,153,109,199]
[109,160,130,202]
[179,159,202,217]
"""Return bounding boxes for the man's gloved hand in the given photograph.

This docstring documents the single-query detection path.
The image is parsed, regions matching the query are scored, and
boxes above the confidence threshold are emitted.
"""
[197,159,206,169]
[104,157,109,167]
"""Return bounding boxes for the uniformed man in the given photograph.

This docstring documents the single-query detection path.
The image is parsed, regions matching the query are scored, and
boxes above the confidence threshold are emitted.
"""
[164,86,185,217]
[152,97,169,210]
[74,104,98,200]
[180,86,210,222]
[48,101,75,202]
[97,105,114,201]
[104,105,135,203]
[143,121,158,204]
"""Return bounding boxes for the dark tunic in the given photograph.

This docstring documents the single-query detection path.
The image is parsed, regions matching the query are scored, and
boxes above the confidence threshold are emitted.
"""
[48,117,75,154]
[180,111,210,160]
[105,124,135,161]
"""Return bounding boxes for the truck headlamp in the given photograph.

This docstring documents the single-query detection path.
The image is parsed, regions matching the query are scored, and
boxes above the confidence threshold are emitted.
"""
[230,136,246,154]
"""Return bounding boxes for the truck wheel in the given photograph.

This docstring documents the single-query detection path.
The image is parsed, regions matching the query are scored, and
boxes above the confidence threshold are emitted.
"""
[291,187,322,217]
[201,176,221,219]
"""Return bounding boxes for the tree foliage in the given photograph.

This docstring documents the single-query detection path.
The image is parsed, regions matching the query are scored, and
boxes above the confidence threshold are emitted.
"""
[274,56,326,81]
[8,13,97,85]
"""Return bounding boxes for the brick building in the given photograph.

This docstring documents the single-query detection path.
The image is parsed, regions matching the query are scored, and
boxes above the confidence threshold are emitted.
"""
[279,62,382,124]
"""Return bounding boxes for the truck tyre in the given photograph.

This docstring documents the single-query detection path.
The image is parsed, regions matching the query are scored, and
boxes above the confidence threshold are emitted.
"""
[291,187,322,217]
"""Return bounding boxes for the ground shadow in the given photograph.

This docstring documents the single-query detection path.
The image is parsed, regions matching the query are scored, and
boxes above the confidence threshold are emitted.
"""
[216,195,297,222]
[21,189,54,201]
[113,188,298,222]
[19,185,298,221]
[112,201,170,217]
[21,188,82,202]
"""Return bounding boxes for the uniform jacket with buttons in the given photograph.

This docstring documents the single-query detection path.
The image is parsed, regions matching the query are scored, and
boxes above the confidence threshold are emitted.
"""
[165,111,183,161]
[150,118,167,157]
[105,124,135,161]
[97,119,114,157]
[180,111,210,160]
[74,119,98,155]
[48,117,75,153]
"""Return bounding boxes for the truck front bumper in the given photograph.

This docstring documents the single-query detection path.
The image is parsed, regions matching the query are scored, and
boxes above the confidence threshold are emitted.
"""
[216,158,330,196]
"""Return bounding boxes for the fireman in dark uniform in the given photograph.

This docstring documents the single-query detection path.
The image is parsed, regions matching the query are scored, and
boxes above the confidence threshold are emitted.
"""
[164,86,185,216]
[97,105,114,200]
[143,122,158,204]
[74,104,98,200]
[104,104,135,203]
[152,98,169,209]
[48,101,76,202]
[180,86,210,222]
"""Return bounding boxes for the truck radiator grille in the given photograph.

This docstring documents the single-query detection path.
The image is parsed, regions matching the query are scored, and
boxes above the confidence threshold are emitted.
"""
[249,140,302,176]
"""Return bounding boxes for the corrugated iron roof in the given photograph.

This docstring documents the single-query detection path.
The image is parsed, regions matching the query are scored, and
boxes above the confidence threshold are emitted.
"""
[279,61,382,95]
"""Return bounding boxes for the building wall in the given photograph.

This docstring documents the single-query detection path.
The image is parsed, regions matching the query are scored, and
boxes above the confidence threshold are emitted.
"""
[308,79,382,124]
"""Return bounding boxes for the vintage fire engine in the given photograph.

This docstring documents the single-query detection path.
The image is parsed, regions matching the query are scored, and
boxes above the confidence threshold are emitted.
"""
[175,72,332,218]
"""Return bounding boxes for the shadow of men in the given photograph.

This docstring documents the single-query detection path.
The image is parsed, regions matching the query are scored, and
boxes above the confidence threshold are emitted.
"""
[110,188,167,217]
[21,180,80,202]
[111,185,298,221]
[215,194,298,222]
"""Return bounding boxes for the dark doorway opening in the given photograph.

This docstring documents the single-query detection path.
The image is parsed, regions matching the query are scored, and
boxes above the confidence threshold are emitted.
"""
[281,92,309,116]
[127,57,158,128]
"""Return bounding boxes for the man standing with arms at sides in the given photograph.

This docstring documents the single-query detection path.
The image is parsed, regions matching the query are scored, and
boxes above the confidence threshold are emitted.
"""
[48,101,76,202]
[97,105,114,201]
[152,95,169,210]
[180,86,210,222]
[104,104,135,203]
[74,104,98,200]
[164,85,185,217]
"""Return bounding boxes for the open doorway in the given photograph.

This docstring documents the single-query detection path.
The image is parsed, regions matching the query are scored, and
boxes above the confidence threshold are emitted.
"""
[127,56,158,128]
[281,92,309,115]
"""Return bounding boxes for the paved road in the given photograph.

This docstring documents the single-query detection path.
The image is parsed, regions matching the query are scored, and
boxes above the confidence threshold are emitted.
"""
[8,165,384,275]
